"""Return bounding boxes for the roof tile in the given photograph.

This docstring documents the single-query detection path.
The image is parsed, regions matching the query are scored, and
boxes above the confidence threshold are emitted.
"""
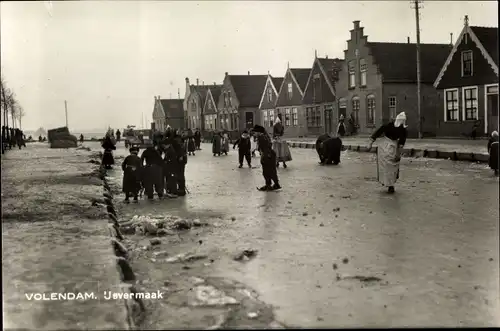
[229,75,268,107]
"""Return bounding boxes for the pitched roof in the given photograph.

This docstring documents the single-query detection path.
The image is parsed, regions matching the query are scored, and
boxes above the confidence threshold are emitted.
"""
[228,75,268,107]
[470,26,498,66]
[190,84,210,102]
[208,85,223,105]
[289,69,311,91]
[160,99,184,116]
[318,58,343,85]
[271,77,284,91]
[367,42,452,83]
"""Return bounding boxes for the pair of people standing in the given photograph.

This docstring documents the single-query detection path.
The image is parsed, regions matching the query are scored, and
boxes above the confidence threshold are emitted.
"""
[212,131,230,156]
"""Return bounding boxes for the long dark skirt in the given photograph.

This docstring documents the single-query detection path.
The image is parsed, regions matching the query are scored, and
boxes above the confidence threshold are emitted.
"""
[489,142,499,170]
[261,150,279,186]
[102,150,115,166]
[187,138,196,152]
[122,168,141,194]
[212,137,221,155]
[321,137,342,165]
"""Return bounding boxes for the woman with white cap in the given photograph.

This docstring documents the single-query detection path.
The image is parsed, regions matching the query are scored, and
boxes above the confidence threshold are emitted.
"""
[272,115,292,168]
[368,112,408,193]
[487,131,499,176]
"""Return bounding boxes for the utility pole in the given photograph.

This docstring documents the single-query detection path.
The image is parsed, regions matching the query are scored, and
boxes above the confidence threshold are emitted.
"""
[64,100,68,128]
[412,0,423,138]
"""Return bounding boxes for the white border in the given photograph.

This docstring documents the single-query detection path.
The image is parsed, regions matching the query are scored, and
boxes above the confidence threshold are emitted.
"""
[484,83,499,134]
[443,88,459,122]
[461,85,478,121]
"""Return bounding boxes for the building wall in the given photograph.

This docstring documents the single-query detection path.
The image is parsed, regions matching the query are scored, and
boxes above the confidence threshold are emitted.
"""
[336,24,384,135]
[217,75,240,131]
[275,105,308,137]
[435,85,486,137]
[382,83,440,137]
[436,29,498,89]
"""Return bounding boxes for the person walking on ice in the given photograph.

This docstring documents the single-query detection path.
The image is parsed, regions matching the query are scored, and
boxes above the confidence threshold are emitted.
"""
[233,130,252,168]
[368,111,408,194]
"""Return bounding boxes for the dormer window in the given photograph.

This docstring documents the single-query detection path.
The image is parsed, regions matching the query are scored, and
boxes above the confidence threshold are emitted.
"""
[267,87,273,102]
[208,100,212,110]
[287,83,293,100]
[228,91,232,106]
[461,50,473,77]
[191,99,196,111]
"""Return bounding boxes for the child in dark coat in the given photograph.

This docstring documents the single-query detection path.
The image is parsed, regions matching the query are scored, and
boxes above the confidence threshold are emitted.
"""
[122,147,142,203]
[233,130,252,168]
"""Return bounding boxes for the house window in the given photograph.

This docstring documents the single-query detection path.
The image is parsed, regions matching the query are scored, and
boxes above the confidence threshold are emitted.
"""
[312,75,321,103]
[267,88,273,102]
[444,89,459,121]
[348,61,356,88]
[292,108,298,126]
[223,93,228,107]
[269,110,274,127]
[351,97,360,126]
[287,83,293,100]
[463,87,478,120]
[263,111,268,127]
[191,100,196,111]
[359,58,367,86]
[208,100,212,110]
[315,106,322,127]
[389,96,397,120]
[285,108,291,126]
[462,51,473,77]
[366,95,375,126]
[228,91,232,106]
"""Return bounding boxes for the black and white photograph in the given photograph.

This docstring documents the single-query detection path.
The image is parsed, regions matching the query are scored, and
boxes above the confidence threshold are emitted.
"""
[1,0,499,329]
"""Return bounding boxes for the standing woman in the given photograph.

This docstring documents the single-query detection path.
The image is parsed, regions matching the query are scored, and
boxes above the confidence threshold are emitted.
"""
[101,132,117,170]
[212,131,222,156]
[487,131,499,176]
[186,129,196,156]
[337,115,346,137]
[272,116,292,168]
[368,111,408,194]
[221,131,230,155]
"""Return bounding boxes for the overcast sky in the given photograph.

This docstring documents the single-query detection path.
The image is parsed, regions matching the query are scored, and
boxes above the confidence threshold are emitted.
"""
[1,1,497,132]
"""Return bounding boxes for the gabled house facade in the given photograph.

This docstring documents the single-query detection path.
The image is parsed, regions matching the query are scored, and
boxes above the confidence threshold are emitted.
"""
[217,72,268,131]
[184,78,210,131]
[274,67,311,137]
[302,56,342,136]
[433,16,498,137]
[258,74,283,133]
[336,20,452,137]
[152,96,185,131]
[203,84,223,131]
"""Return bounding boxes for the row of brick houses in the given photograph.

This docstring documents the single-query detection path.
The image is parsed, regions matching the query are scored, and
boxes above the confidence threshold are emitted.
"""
[153,17,498,138]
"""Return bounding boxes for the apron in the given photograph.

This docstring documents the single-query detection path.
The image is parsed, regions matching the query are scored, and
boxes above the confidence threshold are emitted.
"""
[272,136,292,162]
[376,136,400,186]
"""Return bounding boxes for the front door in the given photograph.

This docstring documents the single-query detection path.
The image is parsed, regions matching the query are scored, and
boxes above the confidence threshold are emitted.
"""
[486,85,499,134]
[245,112,254,129]
[339,107,346,120]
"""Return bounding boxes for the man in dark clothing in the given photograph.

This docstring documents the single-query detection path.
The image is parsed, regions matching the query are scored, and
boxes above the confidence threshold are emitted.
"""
[122,147,142,203]
[252,125,281,191]
[194,129,202,150]
[172,131,188,196]
[116,129,121,142]
[161,137,180,198]
[233,130,252,168]
[140,145,164,200]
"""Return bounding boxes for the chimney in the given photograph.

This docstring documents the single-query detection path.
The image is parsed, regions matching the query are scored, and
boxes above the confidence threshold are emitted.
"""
[213,82,216,86]
[225,72,228,76]
[450,33,453,45]
[314,49,317,58]
[178,88,180,99]
[325,55,328,59]
[202,81,205,86]
[407,37,410,43]
[353,20,360,29]
[185,77,190,84]
[196,78,199,85]
[248,71,250,75]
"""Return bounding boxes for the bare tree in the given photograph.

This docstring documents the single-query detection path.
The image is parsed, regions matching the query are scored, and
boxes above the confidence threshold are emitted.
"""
[0,76,18,128]
[17,105,26,129]
[9,96,18,128]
